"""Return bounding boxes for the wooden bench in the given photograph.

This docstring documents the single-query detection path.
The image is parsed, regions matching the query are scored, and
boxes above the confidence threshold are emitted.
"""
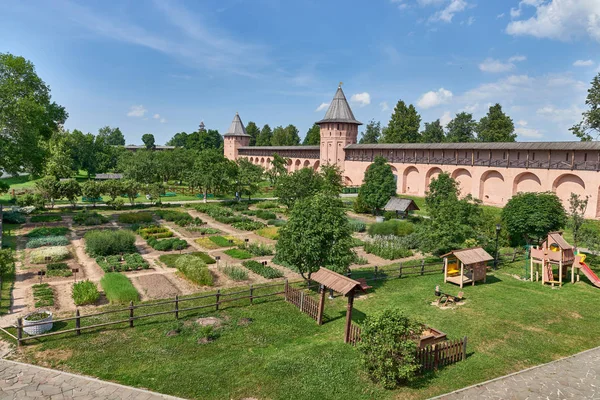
[356,278,372,291]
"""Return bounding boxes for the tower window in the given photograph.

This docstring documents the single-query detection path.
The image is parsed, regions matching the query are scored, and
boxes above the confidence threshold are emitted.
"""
[517,152,520,160]
[337,123,340,130]
[532,152,535,161]
[584,153,588,161]
[566,153,570,162]
[503,152,506,160]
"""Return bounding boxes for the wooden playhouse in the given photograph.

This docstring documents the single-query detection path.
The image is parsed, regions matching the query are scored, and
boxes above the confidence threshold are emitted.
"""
[530,231,575,287]
[443,247,494,288]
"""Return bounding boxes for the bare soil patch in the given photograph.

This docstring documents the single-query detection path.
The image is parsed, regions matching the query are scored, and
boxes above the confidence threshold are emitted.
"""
[132,274,180,300]
[195,317,222,327]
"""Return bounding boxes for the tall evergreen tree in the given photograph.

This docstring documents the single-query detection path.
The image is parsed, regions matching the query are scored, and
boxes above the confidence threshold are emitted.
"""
[245,121,260,146]
[359,156,397,215]
[359,120,381,144]
[382,100,421,143]
[420,119,445,143]
[302,123,321,145]
[571,73,600,141]
[272,124,300,146]
[476,104,516,142]
[445,112,476,143]
[256,124,273,146]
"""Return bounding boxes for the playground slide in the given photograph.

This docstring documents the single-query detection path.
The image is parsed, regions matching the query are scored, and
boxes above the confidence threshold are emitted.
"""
[579,262,600,288]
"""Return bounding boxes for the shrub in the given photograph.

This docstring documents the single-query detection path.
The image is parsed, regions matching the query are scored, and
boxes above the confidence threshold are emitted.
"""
[256,201,279,209]
[187,226,220,235]
[138,226,173,239]
[242,260,283,279]
[118,212,154,224]
[26,227,69,238]
[154,209,201,227]
[267,219,286,227]
[368,220,414,237]
[72,280,100,306]
[231,220,266,231]
[96,254,149,272]
[159,252,215,268]
[30,214,62,223]
[227,202,249,211]
[2,211,25,224]
[101,273,139,304]
[73,210,109,226]
[32,283,54,307]
[84,230,136,256]
[223,248,253,259]
[46,262,72,277]
[26,235,69,248]
[348,219,367,233]
[147,237,189,251]
[246,242,274,256]
[364,236,413,260]
[256,227,279,240]
[175,255,213,286]
[353,193,370,214]
[220,265,249,281]
[30,246,70,264]
[255,210,277,220]
[353,256,369,265]
[357,309,422,389]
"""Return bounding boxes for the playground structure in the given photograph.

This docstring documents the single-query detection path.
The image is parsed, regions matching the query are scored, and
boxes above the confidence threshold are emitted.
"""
[443,247,493,288]
[530,232,600,288]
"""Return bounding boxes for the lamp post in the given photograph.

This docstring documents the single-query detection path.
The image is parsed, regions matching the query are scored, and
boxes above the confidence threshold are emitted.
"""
[494,224,501,270]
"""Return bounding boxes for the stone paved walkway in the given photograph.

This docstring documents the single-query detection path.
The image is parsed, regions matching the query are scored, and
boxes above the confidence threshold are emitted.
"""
[433,346,600,399]
[0,359,186,399]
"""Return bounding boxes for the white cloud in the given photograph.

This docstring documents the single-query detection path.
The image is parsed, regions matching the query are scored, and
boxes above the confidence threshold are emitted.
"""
[479,58,515,73]
[440,111,452,127]
[380,101,390,112]
[510,7,521,18]
[153,113,161,119]
[462,103,479,113]
[497,13,505,18]
[315,103,329,112]
[160,118,167,123]
[390,0,410,10]
[417,88,453,109]
[573,59,594,67]
[508,55,527,62]
[536,105,584,123]
[127,105,147,117]
[430,0,468,22]
[516,127,543,138]
[350,92,371,107]
[506,0,600,43]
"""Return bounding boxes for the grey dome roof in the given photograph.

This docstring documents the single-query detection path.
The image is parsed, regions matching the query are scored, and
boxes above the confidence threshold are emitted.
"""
[224,113,250,137]
[316,86,362,125]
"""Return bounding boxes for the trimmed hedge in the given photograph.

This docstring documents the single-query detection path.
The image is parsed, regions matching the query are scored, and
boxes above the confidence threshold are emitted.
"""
[84,230,137,257]
[242,260,283,279]
[72,280,100,306]
[26,235,69,249]
[147,237,189,251]
[138,226,173,239]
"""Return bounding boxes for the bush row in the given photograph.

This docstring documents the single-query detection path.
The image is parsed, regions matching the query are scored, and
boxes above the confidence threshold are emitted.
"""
[154,209,202,227]
[27,227,70,238]
[118,212,153,224]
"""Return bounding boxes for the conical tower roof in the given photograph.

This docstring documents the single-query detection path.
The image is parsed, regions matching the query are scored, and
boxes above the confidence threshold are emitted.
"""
[316,85,362,125]
[224,112,250,137]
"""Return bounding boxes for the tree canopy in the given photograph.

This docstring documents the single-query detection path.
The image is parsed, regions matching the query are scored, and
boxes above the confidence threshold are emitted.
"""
[246,121,260,146]
[358,156,397,215]
[420,119,445,143]
[302,123,321,145]
[359,120,381,144]
[274,167,323,209]
[476,104,516,142]
[256,124,273,146]
[166,132,188,147]
[142,134,155,149]
[382,100,421,143]
[272,125,300,146]
[446,112,476,143]
[97,126,125,146]
[571,72,600,141]
[235,158,264,200]
[188,149,232,202]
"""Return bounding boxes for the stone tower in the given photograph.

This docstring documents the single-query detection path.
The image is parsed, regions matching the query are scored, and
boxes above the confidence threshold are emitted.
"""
[223,112,250,161]
[316,85,362,170]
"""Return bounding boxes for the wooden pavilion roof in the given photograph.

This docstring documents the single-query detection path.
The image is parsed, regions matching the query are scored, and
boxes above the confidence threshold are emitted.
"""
[311,268,364,296]
[442,247,494,265]
[383,197,420,212]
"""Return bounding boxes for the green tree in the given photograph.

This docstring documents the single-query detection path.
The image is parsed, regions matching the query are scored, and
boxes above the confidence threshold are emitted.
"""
[359,156,397,215]
[145,182,164,206]
[382,100,421,143]
[420,119,445,143]
[302,123,321,145]
[358,308,421,389]
[359,120,381,144]
[102,179,123,203]
[274,167,323,209]
[0,53,67,175]
[118,149,159,184]
[44,132,76,178]
[476,104,516,142]
[571,73,600,141]
[142,134,155,150]
[0,249,16,280]
[81,180,104,207]
[60,179,82,208]
[97,126,125,146]
[34,176,61,208]
[246,122,260,146]
[446,112,476,143]
[235,158,264,200]
[276,193,355,279]
[256,124,273,146]
[0,181,8,195]
[189,149,232,203]
[69,129,107,178]
[186,129,222,151]
[122,179,141,206]
[267,153,288,186]
[501,192,567,246]
[272,125,300,146]
[568,193,589,248]
[320,164,344,196]
[166,132,188,147]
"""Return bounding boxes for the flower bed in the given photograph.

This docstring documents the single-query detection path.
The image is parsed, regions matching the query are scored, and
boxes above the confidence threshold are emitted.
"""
[73,210,109,226]
[30,246,70,264]
[242,260,284,279]
[147,237,189,251]
[85,230,137,257]
[138,226,173,239]
[26,235,70,249]
[30,214,62,223]
[118,212,154,224]
[96,254,149,272]
[32,283,54,308]
[46,262,73,277]
[196,236,244,249]
[159,252,215,268]
[72,280,99,306]
[26,227,70,238]
[223,249,253,260]
[363,235,414,260]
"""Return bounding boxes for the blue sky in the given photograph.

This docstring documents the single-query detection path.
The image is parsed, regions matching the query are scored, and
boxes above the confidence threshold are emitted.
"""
[2,0,599,144]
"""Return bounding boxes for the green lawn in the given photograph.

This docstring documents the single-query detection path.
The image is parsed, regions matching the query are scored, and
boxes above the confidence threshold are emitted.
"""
[11,258,600,400]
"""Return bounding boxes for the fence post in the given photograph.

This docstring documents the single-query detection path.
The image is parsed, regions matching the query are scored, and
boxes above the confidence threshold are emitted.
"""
[300,291,305,312]
[249,285,254,305]
[75,309,81,335]
[434,344,439,370]
[462,337,468,361]
[421,259,425,276]
[284,279,288,301]
[175,295,179,319]
[216,289,221,311]
[374,266,378,280]
[129,301,134,328]
[16,317,22,347]
[399,263,402,279]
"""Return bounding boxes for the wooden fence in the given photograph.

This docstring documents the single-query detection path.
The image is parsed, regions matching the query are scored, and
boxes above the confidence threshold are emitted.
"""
[284,282,320,322]
[347,322,362,346]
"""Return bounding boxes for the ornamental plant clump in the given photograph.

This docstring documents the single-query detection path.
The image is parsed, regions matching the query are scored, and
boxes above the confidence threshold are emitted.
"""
[219,265,249,281]
[84,230,136,257]
[30,246,70,264]
[95,254,149,272]
[174,255,213,286]
[73,210,109,226]
[26,226,70,238]
[147,237,189,251]
[72,280,100,306]
[241,260,283,279]
[363,235,413,260]
[26,235,69,249]
[118,212,154,224]
[231,220,265,231]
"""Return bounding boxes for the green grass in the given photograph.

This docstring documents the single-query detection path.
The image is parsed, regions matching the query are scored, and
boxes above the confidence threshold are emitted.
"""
[100,273,139,304]
[159,252,215,268]
[1,223,18,250]
[30,214,63,223]
[223,249,253,260]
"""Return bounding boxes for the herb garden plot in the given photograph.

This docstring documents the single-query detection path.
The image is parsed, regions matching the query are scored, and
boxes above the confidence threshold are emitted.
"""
[95,254,150,272]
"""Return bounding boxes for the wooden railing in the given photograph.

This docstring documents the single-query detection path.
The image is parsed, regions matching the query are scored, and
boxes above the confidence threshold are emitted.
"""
[284,283,320,322]
[347,322,362,346]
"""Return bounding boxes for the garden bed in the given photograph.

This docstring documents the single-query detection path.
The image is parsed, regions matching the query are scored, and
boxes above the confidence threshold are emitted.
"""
[159,252,215,268]
[242,260,284,279]
[195,236,244,249]
[95,254,150,272]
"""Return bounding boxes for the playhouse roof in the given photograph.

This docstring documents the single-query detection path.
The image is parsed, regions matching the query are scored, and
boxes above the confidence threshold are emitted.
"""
[383,197,420,213]
[311,268,364,295]
[442,247,494,265]
[545,231,573,250]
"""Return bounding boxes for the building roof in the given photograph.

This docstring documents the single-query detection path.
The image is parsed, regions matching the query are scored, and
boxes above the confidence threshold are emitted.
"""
[345,142,600,151]
[383,197,420,212]
[442,247,494,265]
[239,146,320,151]
[224,112,250,137]
[316,86,362,125]
[545,232,573,250]
[123,145,175,150]
[95,173,123,180]
[311,268,365,296]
